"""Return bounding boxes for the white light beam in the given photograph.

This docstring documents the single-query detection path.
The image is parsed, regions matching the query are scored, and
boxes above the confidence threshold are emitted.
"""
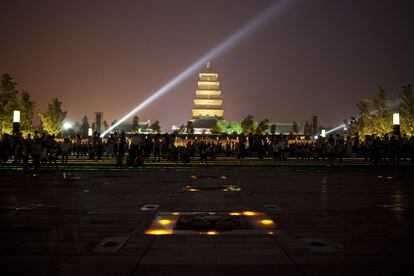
[101,0,289,137]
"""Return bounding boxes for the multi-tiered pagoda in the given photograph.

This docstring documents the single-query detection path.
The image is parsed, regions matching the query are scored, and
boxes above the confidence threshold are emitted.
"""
[191,62,224,133]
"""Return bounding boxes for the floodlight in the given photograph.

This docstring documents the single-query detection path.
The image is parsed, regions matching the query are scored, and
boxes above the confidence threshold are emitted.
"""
[63,122,72,130]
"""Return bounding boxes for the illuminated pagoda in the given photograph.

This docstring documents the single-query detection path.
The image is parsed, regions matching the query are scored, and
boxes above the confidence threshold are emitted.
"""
[191,62,224,133]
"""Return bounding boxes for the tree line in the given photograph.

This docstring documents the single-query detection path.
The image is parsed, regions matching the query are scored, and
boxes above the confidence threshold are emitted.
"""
[4,73,411,138]
[0,74,67,136]
[0,74,163,137]
[348,85,414,136]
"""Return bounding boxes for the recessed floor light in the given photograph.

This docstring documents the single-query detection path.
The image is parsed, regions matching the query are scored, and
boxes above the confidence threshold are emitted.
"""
[146,212,279,235]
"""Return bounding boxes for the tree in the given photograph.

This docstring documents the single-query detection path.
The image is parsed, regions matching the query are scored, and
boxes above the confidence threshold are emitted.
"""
[241,115,255,134]
[292,121,299,134]
[186,121,194,134]
[213,120,243,134]
[256,118,269,135]
[304,121,311,137]
[73,121,81,133]
[39,98,67,135]
[399,84,414,135]
[102,120,109,132]
[0,75,36,134]
[210,123,220,134]
[252,121,258,133]
[19,91,35,133]
[80,116,90,137]
[0,74,19,133]
[150,120,161,133]
[270,124,276,135]
[350,98,371,136]
[370,87,392,134]
[215,119,229,134]
[349,87,393,137]
[229,121,243,134]
[132,115,139,132]
[178,124,185,134]
[91,122,96,132]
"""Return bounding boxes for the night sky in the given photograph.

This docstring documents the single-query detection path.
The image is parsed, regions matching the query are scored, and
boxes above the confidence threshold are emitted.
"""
[1,0,413,130]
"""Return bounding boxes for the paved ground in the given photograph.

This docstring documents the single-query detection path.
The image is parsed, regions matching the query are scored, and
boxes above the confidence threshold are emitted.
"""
[3,156,414,171]
[0,167,413,275]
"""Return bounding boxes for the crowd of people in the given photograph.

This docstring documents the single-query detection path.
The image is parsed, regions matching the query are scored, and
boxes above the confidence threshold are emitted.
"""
[1,131,414,171]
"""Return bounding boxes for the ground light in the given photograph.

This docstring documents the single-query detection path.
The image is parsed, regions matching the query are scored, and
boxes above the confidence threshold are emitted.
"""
[100,0,291,137]
[242,211,257,216]
[145,229,172,235]
[145,212,278,235]
[158,219,172,225]
[260,219,274,225]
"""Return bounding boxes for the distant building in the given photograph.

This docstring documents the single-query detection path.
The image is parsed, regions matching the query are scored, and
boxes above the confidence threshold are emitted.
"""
[170,62,307,136]
[191,62,224,134]
[267,122,304,135]
[111,120,152,134]
[95,112,103,133]
[312,115,318,136]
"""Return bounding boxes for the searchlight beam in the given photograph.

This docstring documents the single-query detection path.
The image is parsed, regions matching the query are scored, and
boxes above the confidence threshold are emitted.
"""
[101,0,289,137]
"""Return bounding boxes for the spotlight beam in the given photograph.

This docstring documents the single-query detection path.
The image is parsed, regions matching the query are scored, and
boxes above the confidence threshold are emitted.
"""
[321,98,402,137]
[326,124,346,135]
[101,0,289,137]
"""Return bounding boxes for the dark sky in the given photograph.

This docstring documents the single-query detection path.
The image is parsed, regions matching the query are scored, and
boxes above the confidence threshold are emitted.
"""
[1,0,413,130]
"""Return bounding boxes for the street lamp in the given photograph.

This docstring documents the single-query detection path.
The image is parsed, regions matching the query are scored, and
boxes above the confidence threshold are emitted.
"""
[13,110,21,135]
[393,113,400,125]
[13,110,20,123]
[393,113,400,136]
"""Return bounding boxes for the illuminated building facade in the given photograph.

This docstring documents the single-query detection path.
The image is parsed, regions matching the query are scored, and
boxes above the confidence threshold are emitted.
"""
[191,62,224,133]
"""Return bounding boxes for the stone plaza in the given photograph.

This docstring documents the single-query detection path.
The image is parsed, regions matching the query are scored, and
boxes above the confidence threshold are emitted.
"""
[0,165,413,275]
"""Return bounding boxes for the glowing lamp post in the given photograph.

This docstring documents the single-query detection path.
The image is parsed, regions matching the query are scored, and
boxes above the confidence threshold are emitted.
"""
[13,110,20,123]
[88,127,93,137]
[321,129,326,138]
[13,110,21,135]
[392,113,400,136]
